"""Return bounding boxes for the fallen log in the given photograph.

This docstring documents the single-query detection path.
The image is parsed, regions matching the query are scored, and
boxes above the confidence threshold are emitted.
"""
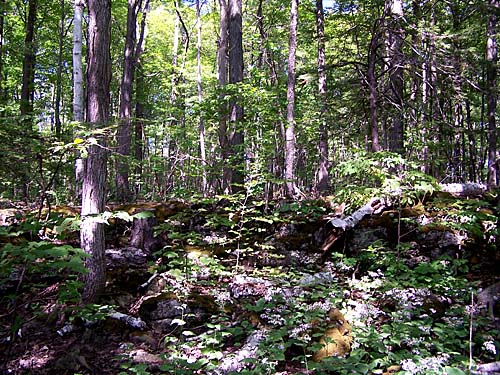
[321,197,386,253]
[439,182,487,197]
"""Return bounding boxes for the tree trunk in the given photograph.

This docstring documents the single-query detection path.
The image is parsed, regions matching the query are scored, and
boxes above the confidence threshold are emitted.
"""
[81,0,112,303]
[196,0,207,195]
[217,0,230,193]
[73,0,84,122]
[486,0,499,188]
[228,0,244,192]
[385,0,405,155]
[0,0,6,103]
[315,0,329,192]
[368,18,381,152]
[285,0,298,198]
[116,0,140,202]
[73,0,85,200]
[133,0,149,198]
[55,0,66,139]
[20,0,37,121]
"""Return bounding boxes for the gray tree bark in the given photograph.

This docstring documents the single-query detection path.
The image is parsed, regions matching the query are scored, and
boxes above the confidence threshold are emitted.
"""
[116,0,141,202]
[486,0,499,188]
[315,0,329,192]
[285,0,298,197]
[81,0,111,303]
[196,0,207,194]
[228,0,244,192]
[385,0,405,155]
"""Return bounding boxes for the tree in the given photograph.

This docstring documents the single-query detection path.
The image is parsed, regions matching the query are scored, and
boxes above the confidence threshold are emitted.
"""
[285,0,298,197]
[73,0,85,200]
[116,0,141,202]
[196,0,207,194]
[217,0,230,193]
[315,0,329,192]
[227,0,244,192]
[20,0,37,121]
[384,0,405,155]
[72,0,84,124]
[486,0,499,188]
[0,0,5,102]
[81,0,112,303]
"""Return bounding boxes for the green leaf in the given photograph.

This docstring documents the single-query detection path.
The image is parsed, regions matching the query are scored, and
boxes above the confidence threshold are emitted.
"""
[133,211,155,219]
[444,367,466,375]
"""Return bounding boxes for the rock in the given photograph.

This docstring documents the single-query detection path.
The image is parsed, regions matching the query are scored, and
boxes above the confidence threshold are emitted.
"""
[229,275,274,299]
[312,309,353,361]
[477,281,500,320]
[106,247,148,269]
[210,329,268,375]
[298,272,335,287]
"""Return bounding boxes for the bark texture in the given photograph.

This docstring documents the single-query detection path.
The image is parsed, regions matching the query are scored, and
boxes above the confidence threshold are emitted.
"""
[72,0,84,123]
[20,0,37,119]
[316,0,329,192]
[116,0,140,202]
[285,0,298,197]
[228,0,244,192]
[81,0,112,303]
[487,0,499,188]
[385,0,405,154]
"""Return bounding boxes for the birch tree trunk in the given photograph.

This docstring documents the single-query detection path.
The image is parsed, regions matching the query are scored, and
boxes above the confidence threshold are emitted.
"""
[285,0,298,197]
[81,0,111,303]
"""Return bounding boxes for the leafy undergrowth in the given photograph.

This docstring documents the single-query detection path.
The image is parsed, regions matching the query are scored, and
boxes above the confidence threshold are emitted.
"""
[0,190,499,375]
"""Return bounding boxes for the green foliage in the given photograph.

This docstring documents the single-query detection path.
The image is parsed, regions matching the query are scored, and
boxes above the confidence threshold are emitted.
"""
[0,241,88,280]
[333,152,438,212]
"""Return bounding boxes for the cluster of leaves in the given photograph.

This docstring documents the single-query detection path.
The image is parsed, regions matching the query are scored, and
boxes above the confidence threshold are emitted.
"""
[334,152,438,212]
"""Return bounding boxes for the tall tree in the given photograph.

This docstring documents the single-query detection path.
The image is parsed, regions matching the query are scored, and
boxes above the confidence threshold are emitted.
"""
[81,0,112,303]
[217,0,230,193]
[73,0,84,123]
[196,0,207,194]
[285,0,298,197]
[73,0,85,200]
[0,0,5,101]
[315,0,329,192]
[384,0,405,154]
[116,0,141,202]
[20,0,37,121]
[486,0,499,188]
[227,0,244,192]
[55,0,67,139]
[133,0,149,197]
[367,17,382,152]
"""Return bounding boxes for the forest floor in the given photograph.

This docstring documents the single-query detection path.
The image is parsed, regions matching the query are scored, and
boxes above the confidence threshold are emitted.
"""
[0,191,499,375]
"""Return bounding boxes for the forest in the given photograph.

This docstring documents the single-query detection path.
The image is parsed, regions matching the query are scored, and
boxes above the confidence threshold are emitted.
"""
[0,0,499,374]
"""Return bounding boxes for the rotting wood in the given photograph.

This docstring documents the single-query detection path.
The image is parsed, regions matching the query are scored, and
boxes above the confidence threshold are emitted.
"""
[321,197,386,253]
